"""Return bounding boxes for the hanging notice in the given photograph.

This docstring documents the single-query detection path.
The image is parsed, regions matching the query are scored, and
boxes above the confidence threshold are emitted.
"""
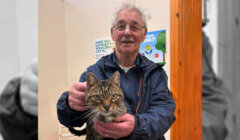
[94,38,115,62]
[139,30,166,65]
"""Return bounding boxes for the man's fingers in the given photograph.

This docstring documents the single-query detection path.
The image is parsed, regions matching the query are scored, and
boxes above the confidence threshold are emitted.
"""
[69,82,86,100]
[94,119,118,138]
[115,113,129,122]
[68,96,87,111]
[69,96,87,106]
[70,89,85,99]
[68,82,88,111]
[70,104,88,111]
[73,82,87,92]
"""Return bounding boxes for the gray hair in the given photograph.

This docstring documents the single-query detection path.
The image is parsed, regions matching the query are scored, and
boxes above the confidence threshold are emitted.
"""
[111,1,151,29]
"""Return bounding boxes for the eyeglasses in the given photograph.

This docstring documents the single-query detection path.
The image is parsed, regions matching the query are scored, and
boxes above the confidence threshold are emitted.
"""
[113,23,144,32]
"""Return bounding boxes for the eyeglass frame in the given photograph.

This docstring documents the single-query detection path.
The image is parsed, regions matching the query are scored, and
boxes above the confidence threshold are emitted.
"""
[112,21,145,33]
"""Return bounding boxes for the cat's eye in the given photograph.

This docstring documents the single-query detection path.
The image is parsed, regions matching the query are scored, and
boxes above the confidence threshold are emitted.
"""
[111,94,118,99]
[94,95,101,100]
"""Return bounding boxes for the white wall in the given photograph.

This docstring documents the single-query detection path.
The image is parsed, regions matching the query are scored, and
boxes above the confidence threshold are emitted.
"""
[0,0,38,93]
[38,0,68,139]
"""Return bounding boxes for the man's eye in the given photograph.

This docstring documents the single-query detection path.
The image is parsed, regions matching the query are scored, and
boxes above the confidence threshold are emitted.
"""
[132,26,138,29]
[131,25,140,31]
[117,25,125,30]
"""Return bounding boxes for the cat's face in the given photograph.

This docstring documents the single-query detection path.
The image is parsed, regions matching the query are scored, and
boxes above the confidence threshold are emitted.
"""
[85,71,126,122]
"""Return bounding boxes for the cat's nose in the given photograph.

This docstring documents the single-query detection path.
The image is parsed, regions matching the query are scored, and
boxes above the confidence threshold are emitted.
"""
[103,104,110,111]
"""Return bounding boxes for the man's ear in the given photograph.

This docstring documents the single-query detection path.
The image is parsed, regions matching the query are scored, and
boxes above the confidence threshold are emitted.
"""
[142,28,148,42]
[111,27,115,41]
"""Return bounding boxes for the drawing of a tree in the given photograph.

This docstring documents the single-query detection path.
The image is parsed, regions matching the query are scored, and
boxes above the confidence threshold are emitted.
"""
[155,31,166,63]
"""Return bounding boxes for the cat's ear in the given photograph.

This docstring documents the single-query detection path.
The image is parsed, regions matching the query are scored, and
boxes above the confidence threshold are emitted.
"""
[86,72,98,88]
[110,71,120,87]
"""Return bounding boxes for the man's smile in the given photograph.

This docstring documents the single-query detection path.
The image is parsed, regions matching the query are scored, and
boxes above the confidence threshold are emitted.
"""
[121,40,134,44]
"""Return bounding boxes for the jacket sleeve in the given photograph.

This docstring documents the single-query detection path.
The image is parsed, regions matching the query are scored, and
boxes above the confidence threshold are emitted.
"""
[129,68,176,140]
[57,71,88,127]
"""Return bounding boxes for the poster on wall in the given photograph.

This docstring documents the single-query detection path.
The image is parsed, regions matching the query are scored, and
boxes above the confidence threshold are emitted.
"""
[94,30,166,64]
[94,37,115,62]
[139,30,166,65]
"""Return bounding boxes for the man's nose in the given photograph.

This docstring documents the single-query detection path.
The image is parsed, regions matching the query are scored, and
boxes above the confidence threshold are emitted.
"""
[123,25,132,36]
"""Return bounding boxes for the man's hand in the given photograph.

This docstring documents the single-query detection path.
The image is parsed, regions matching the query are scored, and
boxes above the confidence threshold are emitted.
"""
[93,113,135,139]
[68,82,88,111]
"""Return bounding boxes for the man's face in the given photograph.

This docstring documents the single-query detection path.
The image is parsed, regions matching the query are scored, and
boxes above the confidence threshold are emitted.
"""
[111,9,147,56]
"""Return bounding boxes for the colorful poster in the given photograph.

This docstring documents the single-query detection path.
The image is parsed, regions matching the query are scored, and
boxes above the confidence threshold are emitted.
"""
[94,38,115,62]
[139,30,166,65]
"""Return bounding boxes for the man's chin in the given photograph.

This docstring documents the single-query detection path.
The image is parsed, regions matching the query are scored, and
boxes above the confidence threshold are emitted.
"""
[116,44,139,55]
[120,49,138,55]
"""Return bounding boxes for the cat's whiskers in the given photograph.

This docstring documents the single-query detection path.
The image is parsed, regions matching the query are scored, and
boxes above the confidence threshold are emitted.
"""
[71,109,96,122]
[86,111,98,123]
[112,109,124,117]
[82,110,97,119]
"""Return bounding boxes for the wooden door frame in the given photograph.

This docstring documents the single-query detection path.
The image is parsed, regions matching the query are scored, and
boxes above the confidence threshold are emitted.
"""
[170,0,202,140]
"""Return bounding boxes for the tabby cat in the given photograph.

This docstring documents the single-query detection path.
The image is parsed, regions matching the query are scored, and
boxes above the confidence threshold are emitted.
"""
[69,71,127,140]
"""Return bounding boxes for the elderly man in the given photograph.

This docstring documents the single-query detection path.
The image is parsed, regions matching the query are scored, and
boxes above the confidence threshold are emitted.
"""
[57,2,175,140]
